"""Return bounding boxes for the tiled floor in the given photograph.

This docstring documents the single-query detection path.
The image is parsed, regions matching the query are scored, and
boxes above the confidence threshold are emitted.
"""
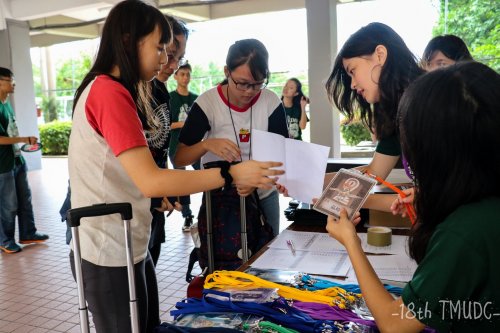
[0,157,292,332]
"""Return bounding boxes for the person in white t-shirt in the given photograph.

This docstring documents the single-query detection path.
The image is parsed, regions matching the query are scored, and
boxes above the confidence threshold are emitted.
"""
[174,38,289,236]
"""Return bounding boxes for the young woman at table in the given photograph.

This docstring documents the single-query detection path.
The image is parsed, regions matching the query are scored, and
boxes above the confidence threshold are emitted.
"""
[324,22,423,187]
[278,23,422,208]
[327,61,500,332]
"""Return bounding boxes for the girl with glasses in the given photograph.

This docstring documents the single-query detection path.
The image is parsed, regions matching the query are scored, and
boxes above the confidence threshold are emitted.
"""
[174,39,289,267]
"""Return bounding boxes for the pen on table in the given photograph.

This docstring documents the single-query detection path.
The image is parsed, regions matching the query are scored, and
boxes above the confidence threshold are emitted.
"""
[286,239,296,256]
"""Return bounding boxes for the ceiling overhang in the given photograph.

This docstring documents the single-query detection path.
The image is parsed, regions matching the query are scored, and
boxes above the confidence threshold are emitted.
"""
[0,0,366,48]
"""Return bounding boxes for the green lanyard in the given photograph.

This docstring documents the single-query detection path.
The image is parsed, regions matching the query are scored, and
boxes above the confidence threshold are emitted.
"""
[243,321,300,333]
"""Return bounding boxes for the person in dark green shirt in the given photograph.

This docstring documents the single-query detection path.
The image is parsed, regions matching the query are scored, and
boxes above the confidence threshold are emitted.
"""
[168,63,199,232]
[277,24,421,216]
[326,62,500,332]
[279,23,425,216]
[0,67,49,254]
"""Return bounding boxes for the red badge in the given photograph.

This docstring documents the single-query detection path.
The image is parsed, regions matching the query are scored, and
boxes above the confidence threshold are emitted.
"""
[239,129,250,143]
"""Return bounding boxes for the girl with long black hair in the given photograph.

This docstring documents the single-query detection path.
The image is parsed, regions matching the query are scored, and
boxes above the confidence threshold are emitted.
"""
[327,61,500,332]
[69,2,283,331]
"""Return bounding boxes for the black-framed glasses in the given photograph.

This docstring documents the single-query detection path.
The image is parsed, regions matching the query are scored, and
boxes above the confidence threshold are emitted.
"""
[229,73,267,91]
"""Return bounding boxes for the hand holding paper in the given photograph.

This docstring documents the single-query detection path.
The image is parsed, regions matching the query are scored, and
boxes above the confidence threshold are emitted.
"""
[252,129,330,203]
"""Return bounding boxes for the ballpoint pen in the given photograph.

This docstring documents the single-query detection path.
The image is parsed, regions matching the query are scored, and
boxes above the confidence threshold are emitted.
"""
[286,239,296,256]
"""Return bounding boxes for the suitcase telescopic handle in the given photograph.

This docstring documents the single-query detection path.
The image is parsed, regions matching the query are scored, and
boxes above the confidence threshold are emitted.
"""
[67,203,133,227]
[67,202,138,333]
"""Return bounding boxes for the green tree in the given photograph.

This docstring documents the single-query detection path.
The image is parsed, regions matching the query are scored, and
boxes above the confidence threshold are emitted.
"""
[167,61,224,94]
[32,64,42,97]
[433,0,499,71]
[56,52,92,97]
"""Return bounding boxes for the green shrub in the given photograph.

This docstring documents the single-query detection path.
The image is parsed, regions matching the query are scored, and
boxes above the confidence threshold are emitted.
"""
[340,120,372,146]
[38,121,72,155]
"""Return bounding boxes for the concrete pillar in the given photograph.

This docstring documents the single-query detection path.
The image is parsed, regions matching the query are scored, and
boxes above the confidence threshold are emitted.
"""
[0,19,41,169]
[305,0,341,158]
[42,46,57,99]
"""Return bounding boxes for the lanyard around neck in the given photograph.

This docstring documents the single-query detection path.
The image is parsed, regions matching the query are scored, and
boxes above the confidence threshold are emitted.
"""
[226,85,252,162]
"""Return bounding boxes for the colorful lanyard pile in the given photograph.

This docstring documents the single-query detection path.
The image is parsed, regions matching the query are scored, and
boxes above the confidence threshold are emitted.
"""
[171,292,376,333]
[204,271,361,309]
[171,290,339,333]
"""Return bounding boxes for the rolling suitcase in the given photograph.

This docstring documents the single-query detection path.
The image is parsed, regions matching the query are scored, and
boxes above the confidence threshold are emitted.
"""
[67,202,140,333]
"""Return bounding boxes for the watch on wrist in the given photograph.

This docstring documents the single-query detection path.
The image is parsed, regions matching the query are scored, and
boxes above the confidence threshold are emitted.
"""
[219,161,233,191]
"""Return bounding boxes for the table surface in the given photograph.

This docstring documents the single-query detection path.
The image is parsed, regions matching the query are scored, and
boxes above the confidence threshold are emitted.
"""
[238,221,411,273]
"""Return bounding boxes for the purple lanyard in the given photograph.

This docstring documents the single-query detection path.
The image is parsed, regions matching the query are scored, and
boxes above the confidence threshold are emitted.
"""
[293,301,377,328]
[402,155,414,181]
[294,301,437,333]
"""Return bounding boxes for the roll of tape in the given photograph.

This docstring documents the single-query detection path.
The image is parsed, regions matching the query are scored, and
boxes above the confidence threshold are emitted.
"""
[367,227,392,247]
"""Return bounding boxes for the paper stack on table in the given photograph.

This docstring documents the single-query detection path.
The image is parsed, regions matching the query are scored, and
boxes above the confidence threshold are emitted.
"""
[250,247,351,277]
[251,230,417,282]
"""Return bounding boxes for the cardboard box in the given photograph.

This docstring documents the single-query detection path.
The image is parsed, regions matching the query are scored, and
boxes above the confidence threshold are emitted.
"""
[369,209,412,228]
[369,173,413,228]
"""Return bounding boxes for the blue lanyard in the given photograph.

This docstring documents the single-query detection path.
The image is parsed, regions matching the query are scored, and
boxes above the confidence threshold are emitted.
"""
[298,274,403,296]
[171,289,339,333]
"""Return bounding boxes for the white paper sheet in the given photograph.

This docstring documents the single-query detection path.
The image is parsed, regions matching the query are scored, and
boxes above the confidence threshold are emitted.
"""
[252,129,330,203]
[263,230,415,282]
[366,254,418,282]
[250,248,351,277]
[269,229,409,255]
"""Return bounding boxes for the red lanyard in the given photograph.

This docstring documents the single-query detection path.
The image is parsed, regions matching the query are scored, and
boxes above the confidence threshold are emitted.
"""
[364,172,417,225]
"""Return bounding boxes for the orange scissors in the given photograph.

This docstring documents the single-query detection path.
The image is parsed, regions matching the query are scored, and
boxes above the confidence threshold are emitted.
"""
[364,171,417,225]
